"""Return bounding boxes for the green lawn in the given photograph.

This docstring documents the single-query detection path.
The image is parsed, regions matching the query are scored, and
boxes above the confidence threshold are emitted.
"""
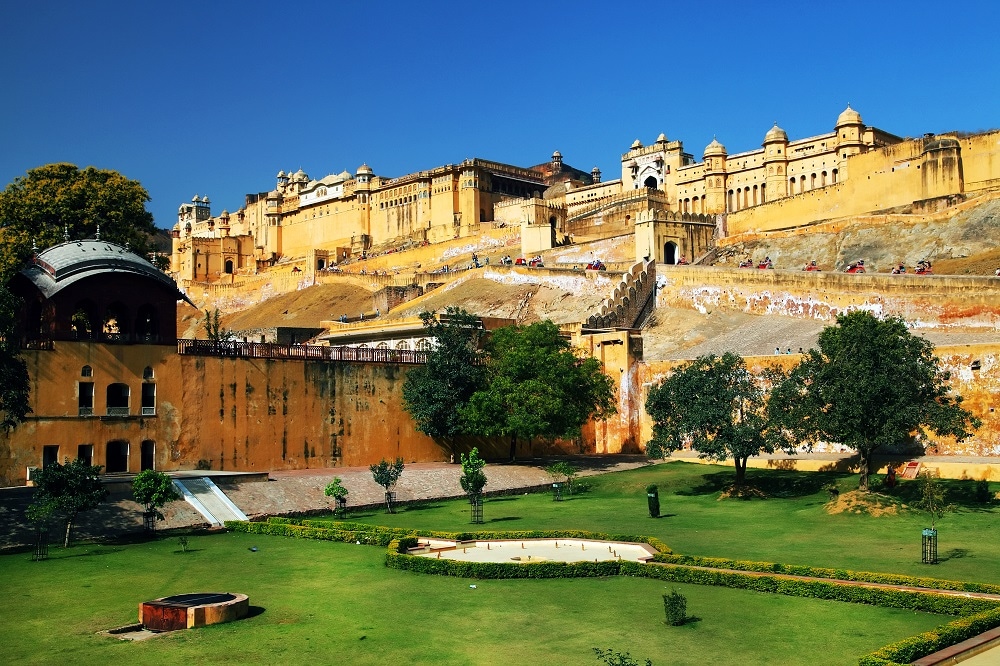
[1,531,946,666]
[341,461,1000,584]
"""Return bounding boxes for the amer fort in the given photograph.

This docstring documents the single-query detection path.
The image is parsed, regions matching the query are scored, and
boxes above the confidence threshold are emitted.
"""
[5,106,1000,485]
[11,107,1000,665]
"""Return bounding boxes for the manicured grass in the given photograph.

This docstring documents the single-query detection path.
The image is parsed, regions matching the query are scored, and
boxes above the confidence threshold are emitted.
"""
[340,461,1000,584]
[1,531,946,666]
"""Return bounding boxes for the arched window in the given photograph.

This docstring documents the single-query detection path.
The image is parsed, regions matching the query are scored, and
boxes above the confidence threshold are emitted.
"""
[395,340,410,350]
[135,304,158,342]
[832,168,839,184]
[663,241,678,265]
[106,383,130,416]
[224,259,234,274]
[415,338,432,351]
[103,302,129,341]
[81,365,93,377]
[142,366,154,380]
[376,342,389,349]
[821,171,828,187]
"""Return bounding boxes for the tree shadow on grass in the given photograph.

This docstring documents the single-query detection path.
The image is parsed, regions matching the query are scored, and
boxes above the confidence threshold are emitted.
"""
[485,497,519,503]
[398,503,445,512]
[50,546,126,559]
[675,470,850,499]
[880,478,998,513]
[488,516,521,523]
[246,606,266,619]
[938,548,972,563]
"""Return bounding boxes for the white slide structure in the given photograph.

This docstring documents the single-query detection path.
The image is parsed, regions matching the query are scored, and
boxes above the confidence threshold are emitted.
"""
[173,477,248,526]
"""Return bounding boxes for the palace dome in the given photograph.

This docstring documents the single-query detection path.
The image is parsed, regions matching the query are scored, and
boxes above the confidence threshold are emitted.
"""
[357,163,373,175]
[836,105,863,126]
[704,137,727,156]
[630,139,643,150]
[21,240,180,299]
[764,124,788,143]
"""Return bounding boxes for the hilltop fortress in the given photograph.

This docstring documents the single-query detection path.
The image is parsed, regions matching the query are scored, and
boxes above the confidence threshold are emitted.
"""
[5,108,1000,486]
[170,106,998,279]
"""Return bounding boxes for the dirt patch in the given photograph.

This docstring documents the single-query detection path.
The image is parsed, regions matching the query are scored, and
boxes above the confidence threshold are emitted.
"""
[826,490,905,517]
[718,485,769,500]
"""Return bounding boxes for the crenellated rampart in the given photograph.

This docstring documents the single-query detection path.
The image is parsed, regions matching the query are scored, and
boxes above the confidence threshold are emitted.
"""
[585,260,656,330]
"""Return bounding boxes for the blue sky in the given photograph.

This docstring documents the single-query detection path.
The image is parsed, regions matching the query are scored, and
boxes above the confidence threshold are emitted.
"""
[2,1,998,230]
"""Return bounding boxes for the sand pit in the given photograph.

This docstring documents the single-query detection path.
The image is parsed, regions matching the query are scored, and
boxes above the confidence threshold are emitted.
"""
[410,538,657,563]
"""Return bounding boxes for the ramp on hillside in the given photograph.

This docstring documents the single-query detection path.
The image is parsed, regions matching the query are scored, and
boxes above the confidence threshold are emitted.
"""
[173,477,248,526]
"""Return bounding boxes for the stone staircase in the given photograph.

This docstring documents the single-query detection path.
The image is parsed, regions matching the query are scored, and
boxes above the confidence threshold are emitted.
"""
[173,477,248,526]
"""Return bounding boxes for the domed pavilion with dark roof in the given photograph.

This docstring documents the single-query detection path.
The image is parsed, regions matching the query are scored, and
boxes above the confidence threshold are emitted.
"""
[11,239,191,346]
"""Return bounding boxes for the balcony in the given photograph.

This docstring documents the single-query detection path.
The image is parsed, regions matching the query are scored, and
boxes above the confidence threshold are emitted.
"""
[106,406,130,417]
[78,406,94,417]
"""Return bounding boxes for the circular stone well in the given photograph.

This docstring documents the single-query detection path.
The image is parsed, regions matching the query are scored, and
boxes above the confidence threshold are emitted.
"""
[140,592,249,632]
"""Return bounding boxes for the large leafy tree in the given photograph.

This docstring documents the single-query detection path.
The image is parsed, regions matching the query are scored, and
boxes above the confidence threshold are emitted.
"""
[0,164,157,430]
[0,163,156,275]
[462,321,616,461]
[769,311,979,491]
[645,352,779,488]
[401,307,485,456]
[27,459,109,547]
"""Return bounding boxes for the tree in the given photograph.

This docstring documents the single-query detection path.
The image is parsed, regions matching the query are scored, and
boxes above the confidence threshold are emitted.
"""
[462,321,617,461]
[546,461,578,494]
[645,353,778,488]
[459,447,488,499]
[0,283,30,430]
[27,459,108,547]
[593,648,652,666]
[131,469,180,526]
[401,307,485,456]
[0,163,157,276]
[370,457,405,513]
[916,470,948,530]
[769,311,979,491]
[203,308,232,346]
[0,164,156,430]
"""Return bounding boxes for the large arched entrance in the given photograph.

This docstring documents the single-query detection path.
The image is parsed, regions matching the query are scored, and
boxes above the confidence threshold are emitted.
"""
[643,176,658,189]
[663,241,678,265]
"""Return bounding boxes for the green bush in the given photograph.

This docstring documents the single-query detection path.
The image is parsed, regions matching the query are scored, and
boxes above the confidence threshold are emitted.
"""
[858,606,1000,665]
[975,479,993,504]
[663,590,687,626]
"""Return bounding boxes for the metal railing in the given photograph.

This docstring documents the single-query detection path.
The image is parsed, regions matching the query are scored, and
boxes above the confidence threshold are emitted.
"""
[177,339,429,365]
[106,406,130,417]
[141,407,156,416]
[78,406,94,417]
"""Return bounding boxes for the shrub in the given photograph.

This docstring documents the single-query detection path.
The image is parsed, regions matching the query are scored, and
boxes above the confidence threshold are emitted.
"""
[974,479,992,504]
[646,484,660,518]
[663,590,687,626]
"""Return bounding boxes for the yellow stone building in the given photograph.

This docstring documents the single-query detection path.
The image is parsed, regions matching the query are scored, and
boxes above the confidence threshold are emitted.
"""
[170,106,1000,281]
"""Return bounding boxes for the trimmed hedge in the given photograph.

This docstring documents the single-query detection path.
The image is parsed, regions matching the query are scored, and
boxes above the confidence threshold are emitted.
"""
[621,562,998,617]
[652,553,1000,596]
[858,607,1000,666]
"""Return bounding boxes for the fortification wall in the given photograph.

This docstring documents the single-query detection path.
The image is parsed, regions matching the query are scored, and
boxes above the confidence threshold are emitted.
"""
[655,266,1000,328]
[0,342,584,486]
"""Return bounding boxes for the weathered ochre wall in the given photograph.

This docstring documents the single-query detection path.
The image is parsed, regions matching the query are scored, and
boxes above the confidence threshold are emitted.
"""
[0,340,586,486]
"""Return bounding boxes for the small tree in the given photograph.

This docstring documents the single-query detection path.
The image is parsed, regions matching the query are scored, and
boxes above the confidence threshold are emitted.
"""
[546,461,578,494]
[460,448,488,523]
[203,308,231,347]
[370,457,405,513]
[459,447,488,499]
[28,459,108,547]
[916,470,947,530]
[132,470,179,533]
[324,477,349,515]
[646,484,660,518]
[593,647,652,666]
